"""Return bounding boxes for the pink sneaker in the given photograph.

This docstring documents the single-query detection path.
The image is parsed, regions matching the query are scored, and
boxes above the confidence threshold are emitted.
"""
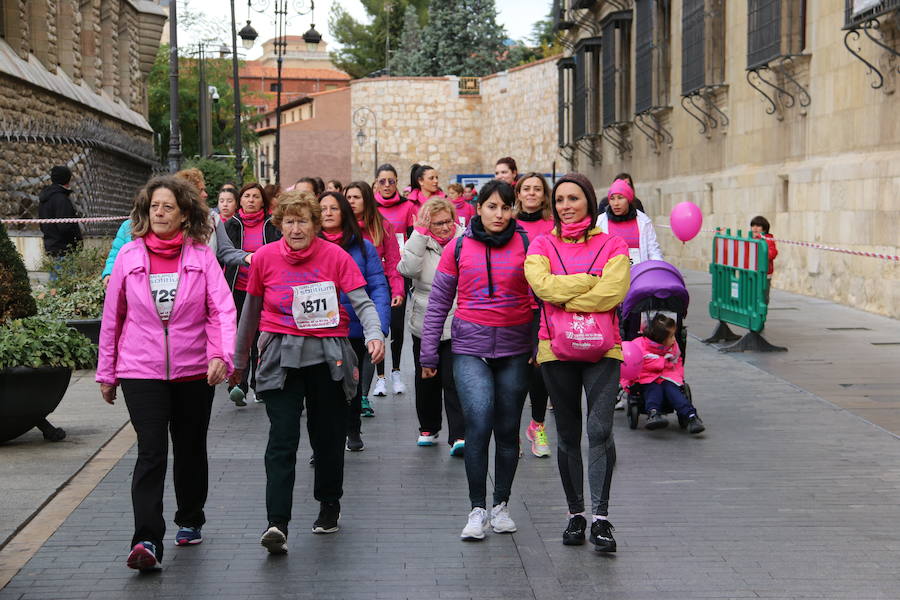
[526,421,551,457]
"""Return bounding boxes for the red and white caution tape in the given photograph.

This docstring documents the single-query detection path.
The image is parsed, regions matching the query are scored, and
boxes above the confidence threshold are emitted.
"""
[0,216,128,224]
[656,223,899,262]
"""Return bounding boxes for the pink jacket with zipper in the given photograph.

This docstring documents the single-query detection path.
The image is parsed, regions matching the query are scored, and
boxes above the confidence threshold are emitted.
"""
[96,237,237,385]
[633,336,684,386]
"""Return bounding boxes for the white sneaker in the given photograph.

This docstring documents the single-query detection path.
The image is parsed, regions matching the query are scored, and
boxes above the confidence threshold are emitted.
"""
[460,507,489,540]
[615,387,627,410]
[417,432,438,446]
[260,526,288,554]
[391,374,406,395]
[614,398,625,410]
[490,502,517,533]
[372,377,387,397]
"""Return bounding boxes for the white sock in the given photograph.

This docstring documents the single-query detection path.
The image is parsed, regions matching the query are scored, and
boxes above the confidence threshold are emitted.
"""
[592,515,608,522]
[568,512,586,519]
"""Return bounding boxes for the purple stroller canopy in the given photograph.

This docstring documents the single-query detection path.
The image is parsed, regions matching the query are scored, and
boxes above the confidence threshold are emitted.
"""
[621,260,690,318]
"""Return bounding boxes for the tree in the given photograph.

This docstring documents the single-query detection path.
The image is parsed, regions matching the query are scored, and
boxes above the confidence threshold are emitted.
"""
[147,45,259,164]
[390,5,426,76]
[0,222,37,323]
[329,0,430,78]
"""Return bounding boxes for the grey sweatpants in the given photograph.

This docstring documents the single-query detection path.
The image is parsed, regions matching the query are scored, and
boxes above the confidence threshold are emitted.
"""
[542,357,620,516]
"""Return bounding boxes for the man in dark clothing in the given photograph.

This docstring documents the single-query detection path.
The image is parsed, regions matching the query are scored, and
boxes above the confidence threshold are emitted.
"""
[39,166,82,256]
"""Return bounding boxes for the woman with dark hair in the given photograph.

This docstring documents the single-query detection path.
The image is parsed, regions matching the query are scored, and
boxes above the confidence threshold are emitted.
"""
[374,164,415,244]
[326,179,343,193]
[408,163,445,212]
[514,172,555,458]
[345,180,406,405]
[318,191,391,451]
[217,187,238,222]
[494,157,518,185]
[230,191,384,553]
[524,173,631,553]
[97,176,236,571]
[224,182,282,404]
[420,179,533,541]
[598,172,645,213]
[295,177,322,197]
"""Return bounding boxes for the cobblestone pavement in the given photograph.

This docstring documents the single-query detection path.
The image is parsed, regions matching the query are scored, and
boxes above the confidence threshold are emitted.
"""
[2,324,900,599]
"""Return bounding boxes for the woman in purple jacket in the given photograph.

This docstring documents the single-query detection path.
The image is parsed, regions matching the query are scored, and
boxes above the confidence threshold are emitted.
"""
[419,179,532,541]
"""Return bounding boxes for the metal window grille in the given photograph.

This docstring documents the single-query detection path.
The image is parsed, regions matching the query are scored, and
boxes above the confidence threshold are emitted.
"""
[635,0,654,113]
[601,13,632,128]
[748,0,782,69]
[602,22,617,127]
[681,0,706,95]
[573,48,586,139]
[558,58,575,147]
[844,0,900,28]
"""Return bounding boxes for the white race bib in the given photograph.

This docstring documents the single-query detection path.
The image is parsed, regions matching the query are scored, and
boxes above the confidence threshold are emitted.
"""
[291,281,340,329]
[628,247,642,265]
[396,232,406,257]
[149,273,179,320]
[458,216,466,226]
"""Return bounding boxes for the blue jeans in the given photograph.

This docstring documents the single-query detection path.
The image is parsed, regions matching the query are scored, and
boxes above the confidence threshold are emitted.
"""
[453,353,530,509]
[644,380,696,419]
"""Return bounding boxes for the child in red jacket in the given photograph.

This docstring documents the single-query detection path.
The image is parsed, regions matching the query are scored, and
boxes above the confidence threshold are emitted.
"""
[637,314,705,434]
[751,215,778,304]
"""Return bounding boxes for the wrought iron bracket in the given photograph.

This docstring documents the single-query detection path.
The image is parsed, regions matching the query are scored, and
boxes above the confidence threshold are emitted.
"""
[844,18,900,90]
[575,135,602,166]
[746,56,810,118]
[680,87,728,136]
[601,122,632,157]
[558,143,576,163]
[632,108,673,154]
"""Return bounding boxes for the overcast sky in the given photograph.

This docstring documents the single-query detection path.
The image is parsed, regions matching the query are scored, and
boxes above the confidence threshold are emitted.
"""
[179,0,553,59]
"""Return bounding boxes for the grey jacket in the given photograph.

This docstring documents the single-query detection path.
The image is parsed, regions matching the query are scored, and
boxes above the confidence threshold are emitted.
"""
[396,228,462,340]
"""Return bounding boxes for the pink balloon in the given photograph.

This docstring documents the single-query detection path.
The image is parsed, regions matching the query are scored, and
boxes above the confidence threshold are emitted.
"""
[620,340,642,382]
[670,201,703,242]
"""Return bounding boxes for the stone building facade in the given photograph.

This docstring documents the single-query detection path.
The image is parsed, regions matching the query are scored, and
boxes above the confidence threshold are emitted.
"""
[350,56,564,186]
[555,0,900,318]
[0,0,167,252]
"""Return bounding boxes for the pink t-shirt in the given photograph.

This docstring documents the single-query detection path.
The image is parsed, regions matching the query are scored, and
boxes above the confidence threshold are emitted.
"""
[518,218,554,242]
[235,220,265,291]
[376,199,415,244]
[246,238,367,338]
[436,233,532,327]
[607,218,640,249]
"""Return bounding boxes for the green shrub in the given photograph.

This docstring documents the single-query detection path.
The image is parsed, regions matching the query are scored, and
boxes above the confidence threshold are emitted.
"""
[185,157,239,206]
[35,242,109,320]
[0,222,37,323]
[0,317,97,370]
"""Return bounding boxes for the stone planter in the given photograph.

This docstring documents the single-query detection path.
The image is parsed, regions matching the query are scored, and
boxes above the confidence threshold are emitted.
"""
[65,318,102,345]
[0,366,72,443]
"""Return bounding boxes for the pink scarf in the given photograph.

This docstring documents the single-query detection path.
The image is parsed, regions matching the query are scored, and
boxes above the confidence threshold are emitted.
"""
[320,230,343,244]
[416,226,453,247]
[560,216,593,240]
[278,235,318,265]
[375,191,403,207]
[144,231,184,258]
[239,208,265,227]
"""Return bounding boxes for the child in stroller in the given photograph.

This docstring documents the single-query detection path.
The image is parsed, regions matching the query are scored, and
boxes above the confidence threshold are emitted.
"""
[619,260,705,434]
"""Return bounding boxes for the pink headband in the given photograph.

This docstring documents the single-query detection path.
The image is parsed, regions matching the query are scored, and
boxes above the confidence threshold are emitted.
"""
[608,179,634,203]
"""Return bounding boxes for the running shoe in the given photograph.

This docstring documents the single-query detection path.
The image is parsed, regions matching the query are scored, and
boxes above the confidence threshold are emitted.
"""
[417,431,437,446]
[391,373,406,394]
[126,541,161,571]
[372,377,387,397]
[490,502,517,533]
[174,526,202,546]
[346,431,364,452]
[562,515,587,546]
[260,525,288,554]
[590,519,617,552]
[460,507,489,541]
[449,439,465,457]
[229,386,246,407]
[687,414,706,434]
[361,397,375,417]
[615,386,627,410]
[312,501,340,534]
[645,409,669,430]
[526,421,551,457]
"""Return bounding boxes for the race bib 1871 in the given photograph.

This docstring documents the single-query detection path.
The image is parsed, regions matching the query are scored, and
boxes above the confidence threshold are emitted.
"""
[291,281,340,329]
[149,273,179,320]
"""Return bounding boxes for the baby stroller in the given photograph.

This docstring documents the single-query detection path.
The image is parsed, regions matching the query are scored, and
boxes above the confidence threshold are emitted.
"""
[620,261,693,430]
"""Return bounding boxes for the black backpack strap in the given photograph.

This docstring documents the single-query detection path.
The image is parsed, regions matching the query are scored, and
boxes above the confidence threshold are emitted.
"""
[453,236,465,266]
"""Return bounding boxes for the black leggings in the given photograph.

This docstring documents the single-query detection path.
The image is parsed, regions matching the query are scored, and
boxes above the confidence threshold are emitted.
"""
[377,277,410,376]
[232,288,258,392]
[528,309,549,423]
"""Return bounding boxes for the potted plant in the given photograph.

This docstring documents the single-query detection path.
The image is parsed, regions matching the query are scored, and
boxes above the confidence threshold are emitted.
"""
[34,243,109,344]
[0,223,96,443]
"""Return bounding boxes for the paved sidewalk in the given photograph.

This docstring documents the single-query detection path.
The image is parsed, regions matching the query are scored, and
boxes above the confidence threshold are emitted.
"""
[2,320,900,598]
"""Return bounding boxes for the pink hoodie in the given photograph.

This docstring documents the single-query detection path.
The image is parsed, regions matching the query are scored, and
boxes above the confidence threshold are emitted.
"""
[375,194,416,244]
[634,335,684,386]
[361,220,404,298]
[96,238,237,385]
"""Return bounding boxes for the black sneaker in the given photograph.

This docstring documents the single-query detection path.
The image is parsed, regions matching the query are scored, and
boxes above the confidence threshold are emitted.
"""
[687,414,706,434]
[312,501,340,534]
[260,524,288,554]
[346,431,364,452]
[645,409,669,430]
[562,514,587,546]
[590,519,616,552]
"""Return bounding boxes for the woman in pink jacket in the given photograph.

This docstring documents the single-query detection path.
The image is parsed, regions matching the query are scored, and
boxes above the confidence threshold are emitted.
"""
[97,176,237,572]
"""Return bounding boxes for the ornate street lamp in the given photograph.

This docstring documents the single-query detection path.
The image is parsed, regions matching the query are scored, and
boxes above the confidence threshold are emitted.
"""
[353,106,378,176]
[240,0,321,185]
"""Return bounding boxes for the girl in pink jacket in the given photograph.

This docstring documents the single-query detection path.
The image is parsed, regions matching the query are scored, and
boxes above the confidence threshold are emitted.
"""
[96,176,237,572]
[636,314,705,434]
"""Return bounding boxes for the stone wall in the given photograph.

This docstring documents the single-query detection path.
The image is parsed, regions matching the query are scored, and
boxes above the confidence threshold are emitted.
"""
[279,88,352,187]
[350,57,563,186]
[559,0,900,319]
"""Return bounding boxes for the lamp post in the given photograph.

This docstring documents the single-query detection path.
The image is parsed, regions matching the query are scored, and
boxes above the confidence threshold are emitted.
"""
[353,106,378,177]
[229,0,245,184]
[167,0,182,172]
[238,0,322,185]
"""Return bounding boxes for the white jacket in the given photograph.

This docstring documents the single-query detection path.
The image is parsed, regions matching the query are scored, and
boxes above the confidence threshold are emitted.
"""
[596,209,663,264]
[396,227,463,340]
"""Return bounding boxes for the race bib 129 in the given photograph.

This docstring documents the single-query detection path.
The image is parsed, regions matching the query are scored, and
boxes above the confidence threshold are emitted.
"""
[149,273,179,320]
[291,281,340,329]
